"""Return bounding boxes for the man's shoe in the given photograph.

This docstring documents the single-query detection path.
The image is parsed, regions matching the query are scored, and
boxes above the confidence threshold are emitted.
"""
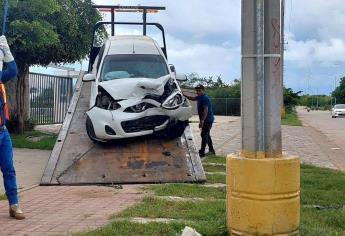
[9,204,25,220]
[199,150,205,158]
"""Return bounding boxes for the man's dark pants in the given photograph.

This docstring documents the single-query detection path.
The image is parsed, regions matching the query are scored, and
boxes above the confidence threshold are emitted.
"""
[200,122,214,154]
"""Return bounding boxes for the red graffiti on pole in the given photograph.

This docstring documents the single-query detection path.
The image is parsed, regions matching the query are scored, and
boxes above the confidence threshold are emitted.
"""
[271,18,281,82]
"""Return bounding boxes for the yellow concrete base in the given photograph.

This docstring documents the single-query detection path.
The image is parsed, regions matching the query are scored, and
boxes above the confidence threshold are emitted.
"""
[226,154,300,235]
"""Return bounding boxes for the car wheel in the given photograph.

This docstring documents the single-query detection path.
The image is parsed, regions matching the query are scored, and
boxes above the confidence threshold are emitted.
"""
[161,121,188,139]
[86,115,99,143]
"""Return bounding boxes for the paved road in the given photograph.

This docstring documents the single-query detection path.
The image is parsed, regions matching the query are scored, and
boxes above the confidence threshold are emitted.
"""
[296,107,345,170]
[297,107,345,152]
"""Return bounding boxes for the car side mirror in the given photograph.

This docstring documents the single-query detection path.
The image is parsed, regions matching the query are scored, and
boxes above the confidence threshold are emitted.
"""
[82,73,96,82]
[176,73,187,82]
[169,64,176,73]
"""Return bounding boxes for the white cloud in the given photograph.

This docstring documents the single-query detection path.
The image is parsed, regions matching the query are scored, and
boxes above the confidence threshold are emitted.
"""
[166,35,240,79]
[285,34,345,68]
[93,0,241,80]
[93,0,241,36]
[286,0,345,40]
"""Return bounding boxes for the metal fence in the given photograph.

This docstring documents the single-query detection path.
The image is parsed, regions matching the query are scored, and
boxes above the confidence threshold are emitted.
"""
[210,98,241,116]
[29,73,73,125]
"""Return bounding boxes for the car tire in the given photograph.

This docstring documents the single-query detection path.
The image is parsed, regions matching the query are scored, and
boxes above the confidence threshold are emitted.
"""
[86,115,99,143]
[160,121,188,139]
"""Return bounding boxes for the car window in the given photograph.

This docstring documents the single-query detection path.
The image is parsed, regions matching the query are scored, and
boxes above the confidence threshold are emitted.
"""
[334,104,345,109]
[100,54,169,81]
[96,45,106,71]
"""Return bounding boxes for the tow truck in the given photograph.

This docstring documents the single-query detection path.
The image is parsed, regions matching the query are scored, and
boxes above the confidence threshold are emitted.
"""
[41,5,206,185]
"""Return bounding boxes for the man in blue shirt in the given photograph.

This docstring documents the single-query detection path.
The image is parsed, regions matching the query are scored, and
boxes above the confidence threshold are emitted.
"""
[184,84,215,157]
[0,36,25,220]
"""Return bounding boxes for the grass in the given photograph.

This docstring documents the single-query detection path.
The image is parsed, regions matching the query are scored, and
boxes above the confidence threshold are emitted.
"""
[11,130,57,150]
[202,155,226,164]
[79,157,345,236]
[282,111,302,126]
[203,164,226,173]
[301,164,345,206]
[300,164,345,235]
[0,194,7,201]
[150,183,226,199]
[77,222,192,236]
[118,196,226,222]
[205,173,226,184]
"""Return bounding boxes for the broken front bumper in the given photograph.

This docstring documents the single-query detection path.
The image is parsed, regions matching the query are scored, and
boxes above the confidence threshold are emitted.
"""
[86,105,192,140]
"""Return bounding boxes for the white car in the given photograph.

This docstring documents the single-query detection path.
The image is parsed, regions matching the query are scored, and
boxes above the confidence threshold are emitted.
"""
[331,104,345,118]
[82,36,192,142]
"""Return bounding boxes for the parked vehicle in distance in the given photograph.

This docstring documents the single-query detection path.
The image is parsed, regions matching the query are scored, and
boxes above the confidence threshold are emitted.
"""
[83,36,192,142]
[331,104,345,118]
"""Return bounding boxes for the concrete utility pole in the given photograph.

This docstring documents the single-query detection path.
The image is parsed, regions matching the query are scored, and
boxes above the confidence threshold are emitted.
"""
[226,0,300,235]
[281,0,285,118]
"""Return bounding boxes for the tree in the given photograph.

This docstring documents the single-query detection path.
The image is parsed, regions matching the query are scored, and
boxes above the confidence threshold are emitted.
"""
[0,0,103,133]
[332,77,345,104]
[283,87,302,112]
[182,73,232,89]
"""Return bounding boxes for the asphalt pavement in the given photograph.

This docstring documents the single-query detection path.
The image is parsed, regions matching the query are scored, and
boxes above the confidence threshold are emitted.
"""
[297,106,345,152]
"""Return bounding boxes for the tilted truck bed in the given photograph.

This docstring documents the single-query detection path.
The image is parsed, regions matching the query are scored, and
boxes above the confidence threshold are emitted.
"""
[41,73,206,185]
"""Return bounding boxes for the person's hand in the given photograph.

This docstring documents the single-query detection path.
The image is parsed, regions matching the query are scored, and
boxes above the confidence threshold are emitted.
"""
[0,35,14,63]
[199,121,204,129]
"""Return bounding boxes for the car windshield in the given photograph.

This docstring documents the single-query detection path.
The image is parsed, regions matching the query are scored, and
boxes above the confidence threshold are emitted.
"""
[334,104,345,109]
[100,54,169,81]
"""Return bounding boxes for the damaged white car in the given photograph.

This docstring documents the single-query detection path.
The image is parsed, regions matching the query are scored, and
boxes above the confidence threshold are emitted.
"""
[83,36,192,142]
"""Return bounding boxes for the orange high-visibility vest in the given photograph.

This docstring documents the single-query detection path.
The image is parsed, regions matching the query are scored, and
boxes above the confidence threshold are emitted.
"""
[0,81,10,126]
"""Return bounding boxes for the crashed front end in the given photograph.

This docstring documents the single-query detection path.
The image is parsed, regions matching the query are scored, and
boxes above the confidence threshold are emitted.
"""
[86,75,192,140]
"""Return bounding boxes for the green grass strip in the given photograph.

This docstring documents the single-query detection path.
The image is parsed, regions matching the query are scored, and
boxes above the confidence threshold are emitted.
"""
[202,155,226,165]
[300,208,345,235]
[203,164,226,173]
[301,164,345,205]
[206,173,226,184]
[77,220,228,236]
[150,183,226,199]
[282,111,302,126]
[118,196,226,221]
[11,130,57,150]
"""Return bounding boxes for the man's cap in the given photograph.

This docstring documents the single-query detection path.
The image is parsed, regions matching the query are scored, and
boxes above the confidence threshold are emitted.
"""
[194,84,205,90]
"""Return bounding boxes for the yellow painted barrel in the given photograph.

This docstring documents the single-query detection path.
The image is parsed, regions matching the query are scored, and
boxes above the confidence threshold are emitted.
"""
[226,154,300,235]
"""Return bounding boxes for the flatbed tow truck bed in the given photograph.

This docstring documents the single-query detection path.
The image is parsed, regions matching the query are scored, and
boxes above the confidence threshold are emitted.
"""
[41,74,206,185]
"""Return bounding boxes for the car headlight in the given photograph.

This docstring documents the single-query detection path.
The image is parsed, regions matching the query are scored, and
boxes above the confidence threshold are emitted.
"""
[162,92,184,109]
[96,88,121,110]
[124,102,157,113]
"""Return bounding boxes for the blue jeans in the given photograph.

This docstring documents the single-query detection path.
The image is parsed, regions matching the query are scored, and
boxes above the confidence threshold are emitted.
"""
[0,128,18,205]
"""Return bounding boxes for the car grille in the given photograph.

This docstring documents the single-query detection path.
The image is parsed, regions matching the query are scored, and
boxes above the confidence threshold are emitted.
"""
[121,115,169,133]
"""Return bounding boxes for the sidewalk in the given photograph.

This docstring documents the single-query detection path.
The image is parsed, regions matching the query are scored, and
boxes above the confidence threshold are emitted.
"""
[0,185,143,236]
[0,148,144,236]
[190,116,337,170]
[0,149,50,195]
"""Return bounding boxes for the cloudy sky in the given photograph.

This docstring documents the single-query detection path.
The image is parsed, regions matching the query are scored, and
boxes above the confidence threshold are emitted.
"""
[48,0,345,95]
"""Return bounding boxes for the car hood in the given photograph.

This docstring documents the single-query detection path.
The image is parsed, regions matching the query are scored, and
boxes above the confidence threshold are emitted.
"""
[98,75,171,100]
[334,108,345,112]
